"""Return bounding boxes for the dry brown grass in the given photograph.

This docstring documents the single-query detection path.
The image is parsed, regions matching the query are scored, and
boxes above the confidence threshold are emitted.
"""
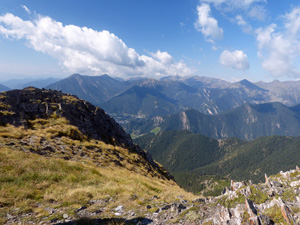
[0,116,196,223]
[0,147,195,223]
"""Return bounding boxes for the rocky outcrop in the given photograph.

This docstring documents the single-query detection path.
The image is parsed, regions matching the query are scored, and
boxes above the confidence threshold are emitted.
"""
[0,87,174,181]
[141,166,300,224]
[79,167,300,224]
[0,87,135,149]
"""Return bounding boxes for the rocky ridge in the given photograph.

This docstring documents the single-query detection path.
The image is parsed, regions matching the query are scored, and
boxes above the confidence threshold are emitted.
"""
[11,166,300,224]
[0,87,134,149]
[0,87,173,180]
[137,167,300,224]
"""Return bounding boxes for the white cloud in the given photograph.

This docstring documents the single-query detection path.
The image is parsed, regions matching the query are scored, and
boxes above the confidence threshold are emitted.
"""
[201,0,266,10]
[140,53,195,77]
[150,50,173,65]
[256,7,300,77]
[195,3,223,42]
[21,5,31,15]
[285,7,300,37]
[235,15,252,34]
[219,50,249,70]
[248,5,266,21]
[0,13,195,78]
[199,0,267,41]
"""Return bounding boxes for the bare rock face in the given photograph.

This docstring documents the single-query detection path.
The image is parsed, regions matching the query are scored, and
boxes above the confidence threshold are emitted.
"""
[281,205,295,224]
[0,87,134,149]
[245,199,257,218]
[231,180,246,191]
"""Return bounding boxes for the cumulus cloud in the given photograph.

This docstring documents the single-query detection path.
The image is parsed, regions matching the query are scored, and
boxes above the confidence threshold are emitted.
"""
[219,50,249,70]
[195,3,223,42]
[150,50,173,65]
[0,13,195,78]
[256,7,300,77]
[197,0,267,42]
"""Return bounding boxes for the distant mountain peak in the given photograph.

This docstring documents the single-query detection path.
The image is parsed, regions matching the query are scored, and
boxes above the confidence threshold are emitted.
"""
[238,79,267,91]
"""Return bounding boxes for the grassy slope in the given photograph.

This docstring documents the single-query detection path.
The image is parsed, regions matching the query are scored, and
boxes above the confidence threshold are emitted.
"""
[0,118,195,224]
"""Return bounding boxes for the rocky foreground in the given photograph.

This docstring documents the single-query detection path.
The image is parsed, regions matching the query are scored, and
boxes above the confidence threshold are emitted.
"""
[72,167,300,224]
[5,167,300,224]
[147,167,300,224]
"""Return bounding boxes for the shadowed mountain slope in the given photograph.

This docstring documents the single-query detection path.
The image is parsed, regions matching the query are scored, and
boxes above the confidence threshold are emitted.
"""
[47,74,131,105]
[129,102,300,140]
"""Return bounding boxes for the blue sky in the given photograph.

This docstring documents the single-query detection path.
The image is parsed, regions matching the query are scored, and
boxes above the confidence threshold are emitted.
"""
[0,0,300,82]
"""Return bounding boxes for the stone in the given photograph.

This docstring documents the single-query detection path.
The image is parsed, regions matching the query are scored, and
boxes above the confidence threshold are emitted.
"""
[290,180,300,187]
[177,203,186,211]
[281,205,295,224]
[239,186,252,197]
[272,181,283,187]
[265,174,269,183]
[277,189,284,195]
[257,215,274,225]
[63,214,68,219]
[245,199,257,217]
[231,180,245,191]
[44,207,55,214]
[115,205,124,211]
[93,209,102,214]
[213,206,231,224]
[250,215,274,225]
[222,187,230,195]
[228,190,238,199]
[192,198,205,203]
[267,189,276,197]
[151,195,160,200]
[161,205,171,211]
[180,199,188,204]
[75,205,87,213]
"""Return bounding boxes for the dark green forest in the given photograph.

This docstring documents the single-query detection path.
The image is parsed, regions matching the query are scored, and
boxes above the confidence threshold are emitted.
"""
[135,131,300,194]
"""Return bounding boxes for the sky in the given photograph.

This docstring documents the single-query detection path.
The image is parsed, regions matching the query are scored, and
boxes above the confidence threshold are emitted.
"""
[0,0,300,82]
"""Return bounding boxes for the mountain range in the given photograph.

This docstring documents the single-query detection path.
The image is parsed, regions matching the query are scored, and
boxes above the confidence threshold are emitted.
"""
[4,74,300,141]
[2,77,61,89]
[3,73,300,121]
[45,74,300,115]
[127,102,300,140]
[47,74,132,105]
